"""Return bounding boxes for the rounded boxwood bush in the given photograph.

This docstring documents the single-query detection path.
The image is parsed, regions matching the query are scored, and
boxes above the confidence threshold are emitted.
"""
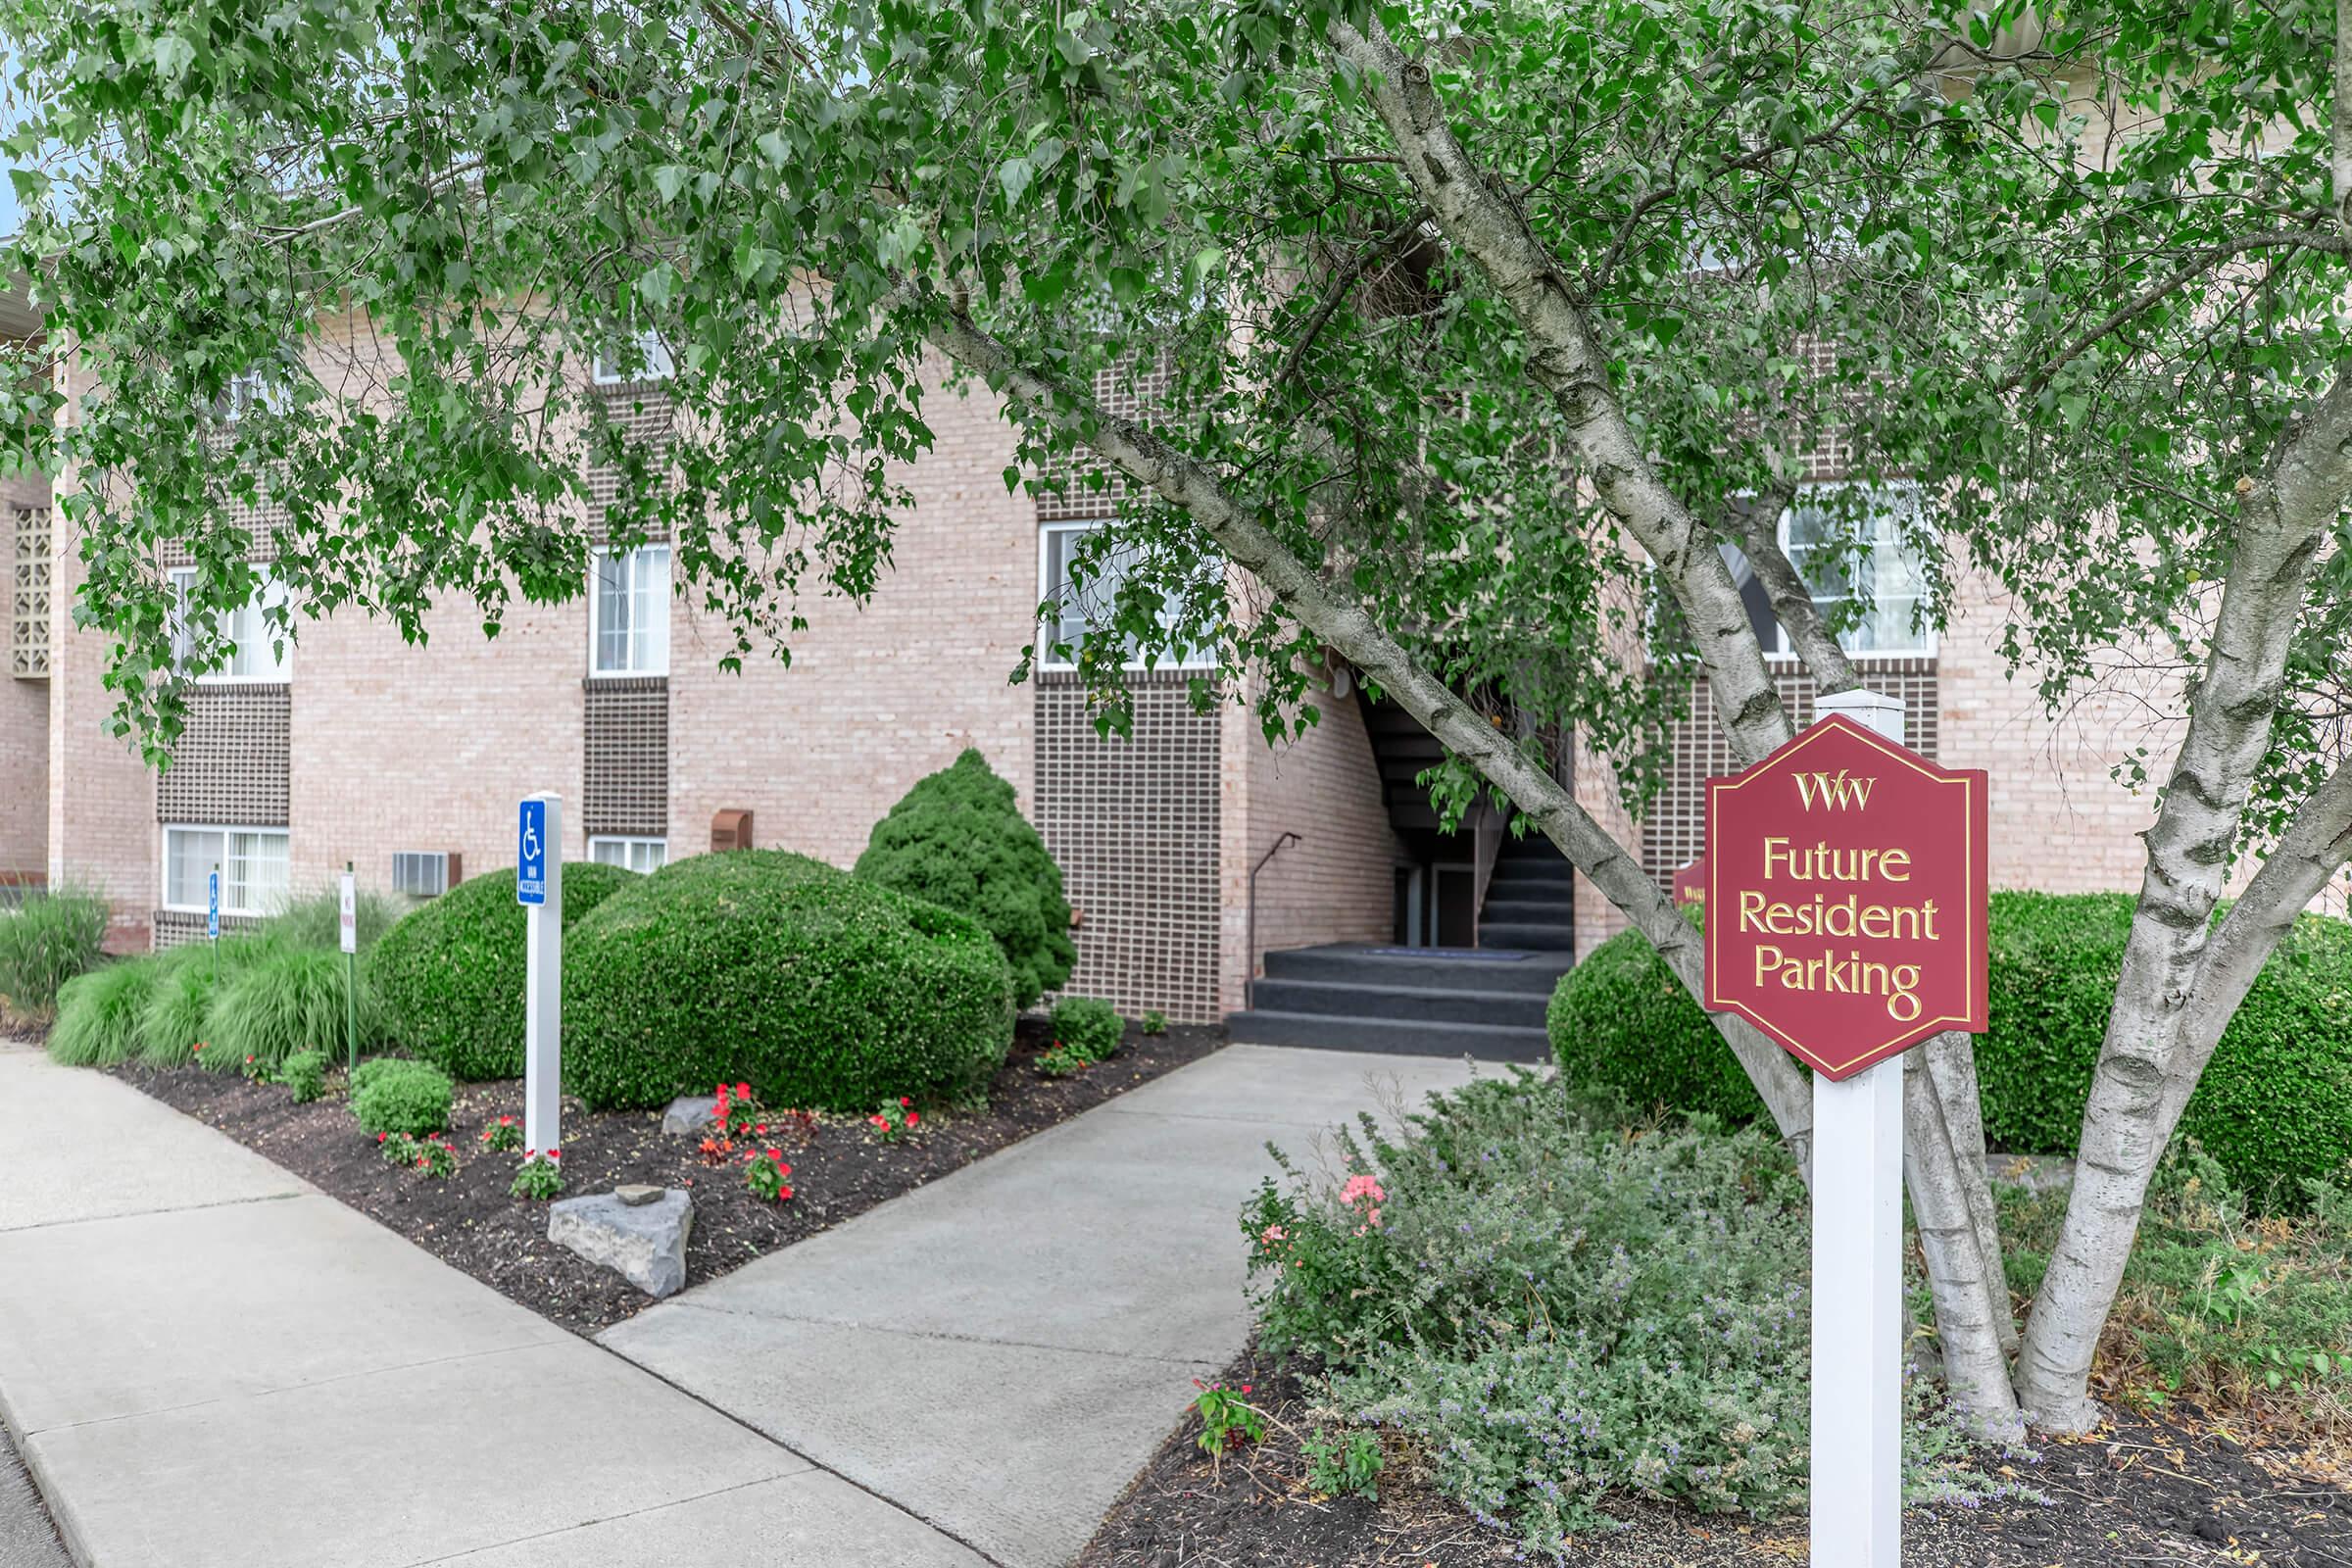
[366,860,635,1080]
[565,850,1016,1111]
[1548,893,2352,1200]
[206,945,381,1073]
[854,749,1076,1010]
[350,1057,454,1135]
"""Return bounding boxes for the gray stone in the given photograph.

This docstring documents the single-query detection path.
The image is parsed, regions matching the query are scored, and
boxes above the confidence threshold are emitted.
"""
[660,1096,718,1136]
[548,1191,694,1299]
[615,1184,662,1207]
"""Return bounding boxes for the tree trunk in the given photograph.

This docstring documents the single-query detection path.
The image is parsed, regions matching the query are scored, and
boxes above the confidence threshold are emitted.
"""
[1317,15,2020,1420]
[1904,1049,2023,1434]
[2015,380,2352,1431]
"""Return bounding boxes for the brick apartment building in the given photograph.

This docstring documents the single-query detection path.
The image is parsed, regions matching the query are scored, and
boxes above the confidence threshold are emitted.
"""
[0,285,2275,1049]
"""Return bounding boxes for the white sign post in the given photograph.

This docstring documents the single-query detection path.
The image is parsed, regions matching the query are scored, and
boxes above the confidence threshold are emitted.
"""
[1809,687,1907,1567]
[339,864,360,1073]
[516,795,564,1160]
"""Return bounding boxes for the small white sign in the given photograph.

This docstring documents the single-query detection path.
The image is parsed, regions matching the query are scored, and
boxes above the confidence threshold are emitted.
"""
[338,871,358,956]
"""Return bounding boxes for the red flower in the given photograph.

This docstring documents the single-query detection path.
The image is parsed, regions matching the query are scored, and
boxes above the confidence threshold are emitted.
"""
[524,1149,535,1157]
[905,1112,919,1127]
[765,1147,781,1160]
[377,1132,388,1144]
[777,1186,794,1200]
[735,1082,751,1099]
[547,1148,561,1159]
[755,1123,768,1134]
[899,1097,911,1107]
[1241,1385,1252,1395]
[869,1114,887,1127]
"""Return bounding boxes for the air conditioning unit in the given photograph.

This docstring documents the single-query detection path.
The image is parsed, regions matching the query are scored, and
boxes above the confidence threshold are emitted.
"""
[391,851,463,899]
[711,809,755,853]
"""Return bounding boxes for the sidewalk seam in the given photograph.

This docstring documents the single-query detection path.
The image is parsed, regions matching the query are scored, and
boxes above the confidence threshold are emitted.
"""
[622,1298,1224,1370]
[0,1187,308,1237]
[391,1471,798,1565]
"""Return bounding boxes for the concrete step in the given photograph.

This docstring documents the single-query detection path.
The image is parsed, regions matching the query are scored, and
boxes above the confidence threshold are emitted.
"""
[1226,1009,1552,1062]
[1250,978,1549,1030]
[1479,895,1575,924]
[1261,946,1570,995]
[1474,920,1576,952]
[1487,855,1575,885]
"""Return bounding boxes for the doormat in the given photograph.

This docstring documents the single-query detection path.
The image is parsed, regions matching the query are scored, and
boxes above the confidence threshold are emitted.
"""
[1364,947,1537,961]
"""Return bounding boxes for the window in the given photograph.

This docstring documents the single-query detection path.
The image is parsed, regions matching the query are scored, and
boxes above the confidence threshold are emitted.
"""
[219,368,290,422]
[163,826,290,915]
[1037,521,1217,670]
[390,852,462,898]
[593,329,674,385]
[589,836,667,874]
[590,545,671,675]
[169,567,291,681]
[1721,485,1935,659]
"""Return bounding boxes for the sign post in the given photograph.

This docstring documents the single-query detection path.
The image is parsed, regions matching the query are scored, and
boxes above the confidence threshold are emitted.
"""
[339,863,360,1073]
[1701,690,1988,1568]
[516,795,563,1160]
[207,866,220,983]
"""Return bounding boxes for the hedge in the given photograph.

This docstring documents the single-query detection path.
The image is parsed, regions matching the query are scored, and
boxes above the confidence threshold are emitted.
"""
[564,850,1015,1111]
[854,749,1076,1010]
[350,1057,454,1135]
[366,860,635,1080]
[1547,892,2352,1200]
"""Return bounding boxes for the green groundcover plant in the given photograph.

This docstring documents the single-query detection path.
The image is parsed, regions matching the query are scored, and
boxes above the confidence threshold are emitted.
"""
[565,850,1014,1111]
[205,945,381,1073]
[1244,1072,2034,1550]
[366,860,634,1080]
[1548,894,2352,1202]
[854,750,1077,1011]
[349,1057,454,1136]
[0,885,109,1020]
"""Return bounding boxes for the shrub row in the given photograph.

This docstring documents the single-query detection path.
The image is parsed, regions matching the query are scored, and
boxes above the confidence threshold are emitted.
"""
[0,885,110,1019]
[1546,892,2352,1200]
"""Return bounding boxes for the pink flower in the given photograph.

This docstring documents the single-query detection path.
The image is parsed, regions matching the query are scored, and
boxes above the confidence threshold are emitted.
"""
[1340,1174,1387,1207]
[1259,1224,1287,1247]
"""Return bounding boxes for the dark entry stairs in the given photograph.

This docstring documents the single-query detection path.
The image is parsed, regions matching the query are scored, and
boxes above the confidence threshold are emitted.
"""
[1230,944,1568,1062]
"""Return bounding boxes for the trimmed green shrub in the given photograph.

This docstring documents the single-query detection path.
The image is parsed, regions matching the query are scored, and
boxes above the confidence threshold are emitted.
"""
[349,1057,453,1135]
[0,885,111,1019]
[280,1049,328,1103]
[260,886,410,953]
[1050,996,1123,1062]
[206,946,379,1073]
[565,850,1015,1111]
[47,958,166,1066]
[854,749,1076,1009]
[366,860,634,1080]
[1547,893,2352,1200]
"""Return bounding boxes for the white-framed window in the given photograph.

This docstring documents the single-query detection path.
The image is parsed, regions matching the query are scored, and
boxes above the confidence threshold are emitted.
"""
[590,544,671,676]
[168,566,292,681]
[219,368,291,422]
[163,826,291,915]
[593,328,674,385]
[589,835,667,874]
[1773,484,1934,657]
[1037,520,1218,671]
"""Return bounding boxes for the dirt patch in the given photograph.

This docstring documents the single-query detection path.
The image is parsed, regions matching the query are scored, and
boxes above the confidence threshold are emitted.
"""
[1078,1348,2352,1567]
[116,1018,1220,1335]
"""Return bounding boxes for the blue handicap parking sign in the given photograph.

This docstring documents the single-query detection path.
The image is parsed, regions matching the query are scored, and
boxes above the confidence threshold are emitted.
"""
[517,800,548,906]
[207,870,220,939]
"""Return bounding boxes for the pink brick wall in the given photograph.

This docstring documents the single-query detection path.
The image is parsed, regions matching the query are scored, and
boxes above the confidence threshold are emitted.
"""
[1219,674,1402,1012]
[667,372,1035,871]
[1572,725,1636,955]
[0,472,49,877]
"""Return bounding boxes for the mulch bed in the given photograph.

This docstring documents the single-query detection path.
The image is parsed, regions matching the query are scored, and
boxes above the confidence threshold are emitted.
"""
[114,1017,1221,1335]
[1079,1347,2352,1568]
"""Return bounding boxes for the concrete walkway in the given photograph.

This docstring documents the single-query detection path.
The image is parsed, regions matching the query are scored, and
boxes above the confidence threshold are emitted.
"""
[0,1042,984,1568]
[601,1045,1488,1568]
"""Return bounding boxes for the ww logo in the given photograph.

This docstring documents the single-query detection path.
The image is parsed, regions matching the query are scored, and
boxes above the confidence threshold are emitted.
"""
[1793,770,1877,810]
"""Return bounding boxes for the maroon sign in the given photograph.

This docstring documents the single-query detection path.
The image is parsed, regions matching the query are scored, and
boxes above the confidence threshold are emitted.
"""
[1672,857,1707,907]
[1704,714,1988,1080]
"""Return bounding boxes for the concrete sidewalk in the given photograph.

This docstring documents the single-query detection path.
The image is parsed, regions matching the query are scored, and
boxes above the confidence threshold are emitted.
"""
[0,1042,984,1568]
[602,1045,1491,1568]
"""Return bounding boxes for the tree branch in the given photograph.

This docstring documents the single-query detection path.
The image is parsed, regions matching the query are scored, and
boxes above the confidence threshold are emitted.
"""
[1734,479,1862,696]
[1270,206,1431,397]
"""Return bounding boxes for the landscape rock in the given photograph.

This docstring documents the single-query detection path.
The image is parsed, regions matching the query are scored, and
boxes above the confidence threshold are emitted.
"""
[615,1183,662,1207]
[660,1096,718,1136]
[547,1189,694,1298]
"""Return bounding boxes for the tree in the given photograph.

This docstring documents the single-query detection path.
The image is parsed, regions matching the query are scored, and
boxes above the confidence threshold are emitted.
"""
[855,747,1078,1009]
[4,0,2346,1436]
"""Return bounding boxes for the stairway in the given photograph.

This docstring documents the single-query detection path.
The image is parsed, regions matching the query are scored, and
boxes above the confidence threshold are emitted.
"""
[1226,694,1580,1062]
[1475,834,1579,952]
[1230,944,1567,1062]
